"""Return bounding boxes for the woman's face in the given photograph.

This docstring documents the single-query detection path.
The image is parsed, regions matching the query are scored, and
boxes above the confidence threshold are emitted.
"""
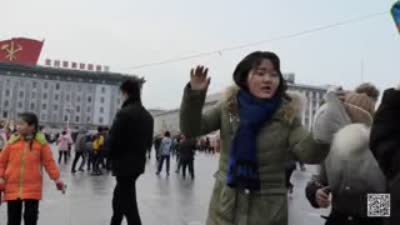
[16,119,35,136]
[247,59,280,99]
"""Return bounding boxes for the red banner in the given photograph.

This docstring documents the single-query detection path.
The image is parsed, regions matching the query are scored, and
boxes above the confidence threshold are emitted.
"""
[0,38,43,66]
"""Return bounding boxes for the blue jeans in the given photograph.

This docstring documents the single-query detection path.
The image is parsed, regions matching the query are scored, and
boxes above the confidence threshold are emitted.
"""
[157,155,170,174]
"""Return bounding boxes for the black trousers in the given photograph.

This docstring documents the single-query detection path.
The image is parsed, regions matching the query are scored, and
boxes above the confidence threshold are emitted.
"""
[157,155,170,174]
[71,152,85,172]
[58,151,68,164]
[181,159,194,179]
[285,162,296,189]
[110,176,141,225]
[7,200,39,225]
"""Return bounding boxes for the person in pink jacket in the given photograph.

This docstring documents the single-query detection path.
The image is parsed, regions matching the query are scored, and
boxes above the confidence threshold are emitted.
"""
[57,131,73,164]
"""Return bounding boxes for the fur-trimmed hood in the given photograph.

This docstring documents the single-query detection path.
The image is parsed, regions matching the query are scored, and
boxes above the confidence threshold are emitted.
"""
[221,85,306,124]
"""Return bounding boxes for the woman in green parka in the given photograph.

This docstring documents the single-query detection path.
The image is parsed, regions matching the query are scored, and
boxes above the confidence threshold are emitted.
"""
[180,51,333,225]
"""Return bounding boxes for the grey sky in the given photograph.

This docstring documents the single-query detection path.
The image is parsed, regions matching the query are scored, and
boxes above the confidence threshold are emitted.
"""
[2,0,399,109]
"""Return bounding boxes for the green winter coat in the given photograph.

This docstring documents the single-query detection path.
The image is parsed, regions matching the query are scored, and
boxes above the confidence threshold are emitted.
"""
[180,85,330,225]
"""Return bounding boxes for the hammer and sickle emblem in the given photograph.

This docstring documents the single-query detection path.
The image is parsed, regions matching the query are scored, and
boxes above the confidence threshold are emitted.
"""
[1,41,23,61]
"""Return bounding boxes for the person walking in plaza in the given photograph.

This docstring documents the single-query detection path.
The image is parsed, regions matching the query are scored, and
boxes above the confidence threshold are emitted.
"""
[153,135,162,162]
[156,131,173,177]
[71,128,87,173]
[107,79,154,225]
[180,51,338,225]
[57,130,73,164]
[305,85,385,225]
[92,128,105,175]
[370,83,400,225]
[0,112,65,225]
[178,134,196,180]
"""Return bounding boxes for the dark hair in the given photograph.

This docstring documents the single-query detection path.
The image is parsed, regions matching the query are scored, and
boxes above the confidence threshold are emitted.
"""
[62,131,67,135]
[120,79,142,102]
[164,131,170,137]
[233,51,287,98]
[18,112,39,150]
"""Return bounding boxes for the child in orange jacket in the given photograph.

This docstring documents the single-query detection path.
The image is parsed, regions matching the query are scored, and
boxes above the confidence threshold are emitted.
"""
[0,112,65,225]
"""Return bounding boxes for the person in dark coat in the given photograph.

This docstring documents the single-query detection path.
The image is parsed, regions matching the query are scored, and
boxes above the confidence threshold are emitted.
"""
[370,85,400,225]
[107,79,154,225]
[153,135,162,162]
[178,134,196,179]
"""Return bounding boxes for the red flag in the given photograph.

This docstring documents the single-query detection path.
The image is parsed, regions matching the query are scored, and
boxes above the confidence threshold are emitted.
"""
[0,38,43,66]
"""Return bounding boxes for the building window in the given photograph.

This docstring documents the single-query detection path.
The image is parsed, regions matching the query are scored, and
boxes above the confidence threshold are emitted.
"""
[99,117,103,123]
[32,81,37,88]
[66,95,70,101]
[43,93,48,99]
[41,114,46,121]
[44,82,48,89]
[4,101,9,107]
[77,96,81,102]
[30,103,35,110]
[42,104,47,110]
[87,107,91,113]
[5,90,10,97]
[3,111,8,118]
[56,83,60,90]
[76,106,80,112]
[87,117,91,122]
[100,97,105,103]
[75,116,80,123]
[19,92,24,98]
[54,105,58,111]
[55,94,59,101]
[100,107,104,113]
[88,97,92,103]
[64,116,68,122]
[31,92,36,98]
[101,87,106,93]
[18,102,23,108]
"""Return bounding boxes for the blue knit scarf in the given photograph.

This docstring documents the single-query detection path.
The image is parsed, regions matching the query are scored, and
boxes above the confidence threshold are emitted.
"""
[227,90,281,191]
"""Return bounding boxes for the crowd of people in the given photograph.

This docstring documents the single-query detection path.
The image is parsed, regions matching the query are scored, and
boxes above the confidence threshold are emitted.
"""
[0,51,399,225]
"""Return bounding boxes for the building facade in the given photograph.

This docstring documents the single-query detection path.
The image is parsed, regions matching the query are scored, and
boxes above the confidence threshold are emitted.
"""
[153,77,329,135]
[0,63,142,129]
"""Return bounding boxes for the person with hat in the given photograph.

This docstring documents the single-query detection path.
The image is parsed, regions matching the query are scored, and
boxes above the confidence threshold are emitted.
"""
[180,51,335,225]
[305,84,385,225]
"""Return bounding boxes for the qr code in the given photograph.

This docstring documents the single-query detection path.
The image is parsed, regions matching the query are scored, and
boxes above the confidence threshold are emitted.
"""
[367,194,391,217]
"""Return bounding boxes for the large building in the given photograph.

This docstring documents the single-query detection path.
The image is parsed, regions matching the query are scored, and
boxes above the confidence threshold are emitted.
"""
[0,63,142,129]
[153,75,329,135]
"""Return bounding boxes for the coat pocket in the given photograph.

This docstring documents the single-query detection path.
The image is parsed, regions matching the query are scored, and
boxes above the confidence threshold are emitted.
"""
[216,182,237,221]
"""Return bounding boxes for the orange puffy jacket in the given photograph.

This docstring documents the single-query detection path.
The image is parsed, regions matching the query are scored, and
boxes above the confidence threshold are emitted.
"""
[0,133,60,201]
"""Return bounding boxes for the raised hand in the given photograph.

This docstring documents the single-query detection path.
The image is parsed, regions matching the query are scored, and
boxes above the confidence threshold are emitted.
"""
[190,65,211,91]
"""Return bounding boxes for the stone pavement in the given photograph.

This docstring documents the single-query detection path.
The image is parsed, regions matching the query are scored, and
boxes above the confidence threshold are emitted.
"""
[0,149,330,225]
